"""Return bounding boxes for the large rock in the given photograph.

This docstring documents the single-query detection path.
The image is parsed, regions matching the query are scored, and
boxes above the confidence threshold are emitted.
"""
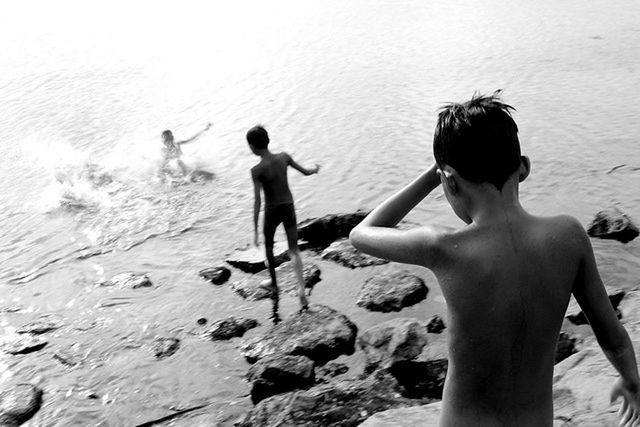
[241,305,357,365]
[152,337,180,360]
[97,272,152,289]
[297,211,370,247]
[247,355,315,403]
[235,370,418,427]
[2,334,48,355]
[321,239,389,269]
[565,290,625,325]
[359,402,442,427]
[357,272,428,312]
[207,317,260,341]
[199,266,231,285]
[226,242,289,273]
[231,263,321,301]
[587,207,639,243]
[358,318,429,374]
[0,384,43,427]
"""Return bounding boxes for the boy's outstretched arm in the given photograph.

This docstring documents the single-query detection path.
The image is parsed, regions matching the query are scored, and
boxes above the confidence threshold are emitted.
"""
[286,153,319,176]
[571,221,640,423]
[252,171,262,246]
[178,122,213,145]
[350,164,448,268]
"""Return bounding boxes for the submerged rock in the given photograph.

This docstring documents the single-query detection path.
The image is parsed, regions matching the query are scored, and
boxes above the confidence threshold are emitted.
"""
[358,318,429,374]
[152,337,180,360]
[235,370,417,427]
[0,384,43,427]
[587,207,639,243]
[226,242,290,273]
[199,266,231,285]
[565,290,625,325]
[247,355,315,404]
[321,239,389,269]
[241,305,357,365]
[357,272,428,312]
[98,272,152,289]
[231,263,321,301]
[426,315,445,334]
[207,317,259,341]
[16,318,62,335]
[297,211,370,247]
[2,334,48,355]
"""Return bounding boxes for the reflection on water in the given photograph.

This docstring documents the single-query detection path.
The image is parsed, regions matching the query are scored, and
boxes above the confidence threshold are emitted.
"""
[0,0,640,425]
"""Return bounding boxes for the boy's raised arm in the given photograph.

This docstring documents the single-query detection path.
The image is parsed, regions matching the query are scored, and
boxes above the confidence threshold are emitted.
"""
[252,170,262,246]
[349,164,448,268]
[571,221,640,422]
[178,122,212,145]
[286,153,319,176]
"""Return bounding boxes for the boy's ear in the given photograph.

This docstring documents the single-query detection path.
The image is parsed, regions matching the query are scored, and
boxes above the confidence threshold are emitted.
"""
[518,156,531,182]
[437,165,458,194]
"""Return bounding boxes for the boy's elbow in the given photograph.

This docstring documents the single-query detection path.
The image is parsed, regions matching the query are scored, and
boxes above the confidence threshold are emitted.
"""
[349,226,365,251]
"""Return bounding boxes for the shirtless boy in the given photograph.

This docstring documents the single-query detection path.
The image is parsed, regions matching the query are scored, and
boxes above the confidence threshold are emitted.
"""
[350,93,640,426]
[247,125,320,310]
[161,122,212,175]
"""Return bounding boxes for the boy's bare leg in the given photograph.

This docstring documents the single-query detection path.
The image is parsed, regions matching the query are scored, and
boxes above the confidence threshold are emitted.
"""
[284,223,308,310]
[262,241,279,297]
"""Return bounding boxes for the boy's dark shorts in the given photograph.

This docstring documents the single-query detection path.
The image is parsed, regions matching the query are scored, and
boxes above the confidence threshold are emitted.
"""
[264,203,297,243]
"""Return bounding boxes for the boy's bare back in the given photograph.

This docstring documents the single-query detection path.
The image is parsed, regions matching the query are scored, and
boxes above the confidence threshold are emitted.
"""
[251,152,294,206]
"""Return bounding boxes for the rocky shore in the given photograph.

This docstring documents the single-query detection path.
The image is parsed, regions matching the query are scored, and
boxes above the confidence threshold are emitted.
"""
[1,208,637,426]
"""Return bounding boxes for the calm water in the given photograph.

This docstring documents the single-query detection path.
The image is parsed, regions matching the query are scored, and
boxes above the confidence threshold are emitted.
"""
[1,0,640,425]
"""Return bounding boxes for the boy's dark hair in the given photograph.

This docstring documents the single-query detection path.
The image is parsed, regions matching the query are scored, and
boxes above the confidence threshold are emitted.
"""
[162,130,173,140]
[246,125,270,149]
[433,91,521,190]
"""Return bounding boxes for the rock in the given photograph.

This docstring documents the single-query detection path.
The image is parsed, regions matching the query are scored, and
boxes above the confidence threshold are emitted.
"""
[16,318,61,335]
[247,355,315,403]
[316,362,349,383]
[565,290,625,325]
[356,272,428,312]
[555,332,579,364]
[98,272,152,289]
[207,317,260,341]
[321,239,389,269]
[226,242,289,273]
[358,318,429,374]
[235,370,418,427]
[241,305,357,365]
[359,402,442,427]
[297,211,370,247]
[231,263,321,301]
[426,316,445,334]
[2,334,48,355]
[586,207,639,243]
[152,337,180,360]
[0,384,43,427]
[199,266,231,285]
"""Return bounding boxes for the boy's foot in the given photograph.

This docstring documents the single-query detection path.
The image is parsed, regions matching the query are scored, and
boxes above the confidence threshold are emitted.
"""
[299,295,309,312]
[259,279,279,296]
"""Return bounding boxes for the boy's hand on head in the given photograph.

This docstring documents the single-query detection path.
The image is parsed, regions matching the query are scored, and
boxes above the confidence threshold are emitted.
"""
[611,378,640,426]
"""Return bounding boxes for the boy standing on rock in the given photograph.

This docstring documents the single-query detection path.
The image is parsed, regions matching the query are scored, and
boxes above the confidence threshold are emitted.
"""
[247,125,320,310]
[350,92,640,426]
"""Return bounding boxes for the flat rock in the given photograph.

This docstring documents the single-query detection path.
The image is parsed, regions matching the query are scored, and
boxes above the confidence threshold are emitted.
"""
[241,304,357,365]
[357,272,428,312]
[2,334,48,355]
[0,384,43,427]
[426,315,445,334]
[297,211,370,247]
[587,207,639,243]
[358,318,429,374]
[231,262,321,301]
[97,272,152,289]
[152,337,180,360]
[247,354,315,403]
[226,242,289,273]
[360,402,442,427]
[207,317,259,341]
[199,266,231,285]
[565,290,625,325]
[321,239,389,269]
[316,362,349,384]
[235,370,418,427]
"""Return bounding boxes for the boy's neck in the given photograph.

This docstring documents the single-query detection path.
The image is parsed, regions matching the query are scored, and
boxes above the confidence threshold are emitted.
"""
[256,148,272,157]
[465,179,526,225]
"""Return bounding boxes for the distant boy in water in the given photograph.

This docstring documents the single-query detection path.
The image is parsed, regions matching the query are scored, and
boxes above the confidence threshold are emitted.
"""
[350,92,640,426]
[161,123,212,175]
[247,125,320,310]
